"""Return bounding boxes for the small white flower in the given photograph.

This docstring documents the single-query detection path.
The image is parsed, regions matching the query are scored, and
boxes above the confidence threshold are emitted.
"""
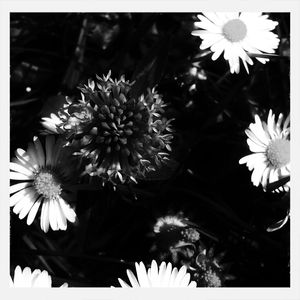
[192,12,280,74]
[239,109,290,192]
[118,260,197,287]
[10,266,68,287]
[153,215,187,233]
[10,135,77,232]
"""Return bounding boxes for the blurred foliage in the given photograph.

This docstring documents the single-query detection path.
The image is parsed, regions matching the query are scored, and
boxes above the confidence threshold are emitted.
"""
[10,13,290,287]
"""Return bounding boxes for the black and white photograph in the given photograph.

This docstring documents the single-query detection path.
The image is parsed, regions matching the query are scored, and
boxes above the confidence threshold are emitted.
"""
[2,1,300,299]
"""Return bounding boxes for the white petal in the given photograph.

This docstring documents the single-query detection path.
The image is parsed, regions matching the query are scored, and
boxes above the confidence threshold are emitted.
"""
[127,269,140,287]
[19,192,39,220]
[169,267,178,286]
[15,148,38,171]
[55,199,67,230]
[58,197,76,223]
[173,266,187,286]
[180,273,191,287]
[247,138,265,153]
[13,190,35,215]
[10,162,33,177]
[10,187,35,207]
[148,260,159,286]
[27,198,42,225]
[40,200,50,232]
[32,270,52,287]
[245,128,267,147]
[162,262,172,286]
[157,262,167,287]
[251,163,267,186]
[10,182,32,195]
[135,262,150,287]
[188,280,197,287]
[49,198,59,231]
[33,136,45,167]
[118,278,131,288]
[10,171,31,180]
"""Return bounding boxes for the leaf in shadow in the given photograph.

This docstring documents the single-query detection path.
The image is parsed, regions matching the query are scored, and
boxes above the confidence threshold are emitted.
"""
[130,34,171,98]
[267,211,290,232]
[143,159,179,181]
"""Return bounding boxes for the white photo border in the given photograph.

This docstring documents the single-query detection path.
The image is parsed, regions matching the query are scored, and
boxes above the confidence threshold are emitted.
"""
[1,1,300,299]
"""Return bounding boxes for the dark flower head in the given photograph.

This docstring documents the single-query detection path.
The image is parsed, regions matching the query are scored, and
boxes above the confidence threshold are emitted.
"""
[194,246,234,287]
[151,213,201,264]
[42,71,173,185]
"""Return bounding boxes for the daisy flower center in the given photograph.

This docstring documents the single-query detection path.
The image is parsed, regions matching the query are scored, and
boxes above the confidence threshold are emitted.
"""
[222,19,247,42]
[34,170,62,200]
[266,139,290,168]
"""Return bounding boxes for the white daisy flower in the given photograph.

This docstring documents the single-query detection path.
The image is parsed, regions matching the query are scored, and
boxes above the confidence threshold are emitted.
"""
[239,109,290,192]
[10,265,68,287]
[10,135,77,232]
[118,260,197,287]
[192,12,280,74]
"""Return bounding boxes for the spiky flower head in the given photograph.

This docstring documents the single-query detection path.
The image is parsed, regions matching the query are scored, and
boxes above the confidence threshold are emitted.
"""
[151,213,201,264]
[153,213,200,246]
[42,71,173,185]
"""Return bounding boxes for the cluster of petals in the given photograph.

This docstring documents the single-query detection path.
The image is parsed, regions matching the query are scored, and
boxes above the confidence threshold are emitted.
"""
[118,260,197,287]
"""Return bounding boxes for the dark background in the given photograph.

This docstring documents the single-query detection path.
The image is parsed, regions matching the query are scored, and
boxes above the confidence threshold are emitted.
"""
[10,13,290,287]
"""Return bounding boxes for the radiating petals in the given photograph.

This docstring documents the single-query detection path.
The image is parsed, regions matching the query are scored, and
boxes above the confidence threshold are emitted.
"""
[118,260,196,288]
[10,162,33,177]
[10,266,68,288]
[10,135,77,232]
[18,192,39,220]
[192,12,279,73]
[240,110,290,191]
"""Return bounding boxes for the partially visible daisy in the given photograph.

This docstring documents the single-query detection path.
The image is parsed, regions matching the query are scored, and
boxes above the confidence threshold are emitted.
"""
[10,135,77,232]
[154,214,200,243]
[239,109,290,192]
[192,12,280,74]
[151,213,201,264]
[153,214,188,233]
[10,266,68,287]
[118,260,197,287]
